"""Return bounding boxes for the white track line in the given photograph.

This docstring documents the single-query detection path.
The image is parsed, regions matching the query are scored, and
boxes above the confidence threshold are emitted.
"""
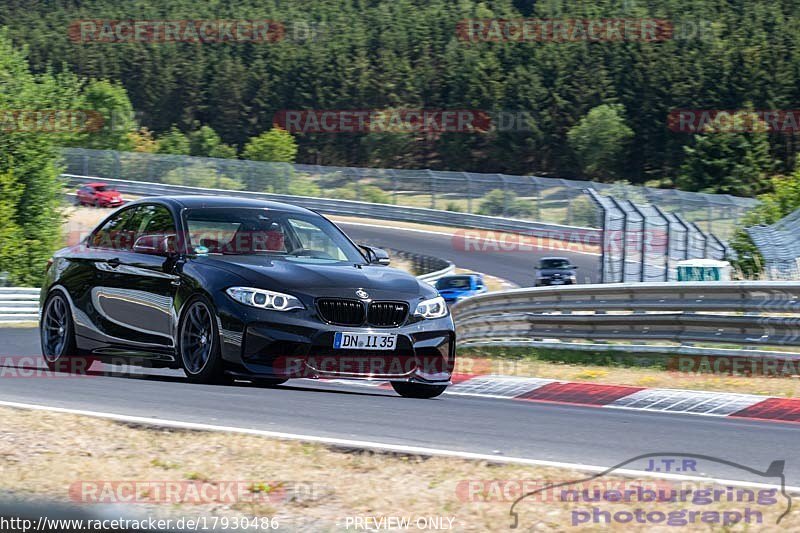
[0,399,794,493]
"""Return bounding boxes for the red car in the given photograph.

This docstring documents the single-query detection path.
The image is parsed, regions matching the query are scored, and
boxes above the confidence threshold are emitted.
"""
[75,182,124,207]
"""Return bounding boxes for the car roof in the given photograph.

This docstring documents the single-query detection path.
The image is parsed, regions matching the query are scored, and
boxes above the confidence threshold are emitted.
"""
[126,195,317,215]
[84,182,108,187]
[540,256,570,261]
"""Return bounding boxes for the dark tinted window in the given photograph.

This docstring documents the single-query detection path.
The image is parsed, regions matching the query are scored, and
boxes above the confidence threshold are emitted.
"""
[89,207,140,250]
[137,205,176,237]
[132,205,178,254]
[436,276,473,290]
[540,258,572,269]
[89,204,176,251]
[184,207,364,263]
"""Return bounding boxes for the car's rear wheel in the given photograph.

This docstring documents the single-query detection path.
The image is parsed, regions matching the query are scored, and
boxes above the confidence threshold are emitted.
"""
[179,296,228,384]
[391,382,447,399]
[40,291,95,374]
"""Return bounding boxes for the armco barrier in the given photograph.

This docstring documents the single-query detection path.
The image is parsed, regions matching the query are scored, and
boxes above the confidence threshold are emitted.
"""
[0,288,40,322]
[387,249,454,284]
[452,282,800,349]
[63,174,602,245]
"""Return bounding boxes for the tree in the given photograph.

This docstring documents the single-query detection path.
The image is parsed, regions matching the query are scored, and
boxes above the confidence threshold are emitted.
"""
[477,189,533,218]
[127,127,157,153]
[209,143,237,159]
[0,31,80,285]
[156,126,190,155]
[567,104,634,181]
[242,128,298,163]
[677,111,774,197]
[78,79,136,150]
[189,125,236,158]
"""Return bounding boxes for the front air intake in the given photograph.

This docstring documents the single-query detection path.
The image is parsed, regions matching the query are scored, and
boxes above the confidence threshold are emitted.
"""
[367,301,408,327]
[317,298,365,326]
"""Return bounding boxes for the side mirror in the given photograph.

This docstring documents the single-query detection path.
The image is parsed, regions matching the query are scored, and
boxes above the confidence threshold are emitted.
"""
[572,265,579,269]
[361,245,390,265]
[133,234,177,257]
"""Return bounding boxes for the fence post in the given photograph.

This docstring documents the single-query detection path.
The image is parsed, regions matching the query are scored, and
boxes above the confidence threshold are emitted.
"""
[628,201,647,282]
[609,196,628,282]
[390,170,398,205]
[112,151,121,180]
[585,189,607,284]
[425,170,436,210]
[462,172,472,213]
[500,174,509,217]
[652,204,671,282]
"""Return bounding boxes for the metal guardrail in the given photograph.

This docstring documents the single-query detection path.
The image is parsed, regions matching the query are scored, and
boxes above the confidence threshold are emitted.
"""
[384,249,455,284]
[452,282,800,349]
[63,174,602,244]
[0,288,39,322]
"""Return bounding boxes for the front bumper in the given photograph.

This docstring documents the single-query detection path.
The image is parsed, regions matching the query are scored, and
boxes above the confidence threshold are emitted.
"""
[535,278,575,286]
[99,199,124,207]
[217,305,455,384]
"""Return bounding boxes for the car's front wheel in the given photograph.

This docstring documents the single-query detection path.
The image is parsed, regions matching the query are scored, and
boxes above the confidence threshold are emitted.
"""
[391,382,447,399]
[179,296,228,384]
[40,291,95,374]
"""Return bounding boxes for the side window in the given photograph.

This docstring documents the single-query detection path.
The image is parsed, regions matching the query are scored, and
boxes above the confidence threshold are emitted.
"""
[136,205,176,237]
[132,205,178,254]
[89,207,141,250]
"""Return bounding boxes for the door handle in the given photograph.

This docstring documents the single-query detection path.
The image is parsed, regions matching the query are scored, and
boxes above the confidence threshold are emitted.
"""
[106,258,121,268]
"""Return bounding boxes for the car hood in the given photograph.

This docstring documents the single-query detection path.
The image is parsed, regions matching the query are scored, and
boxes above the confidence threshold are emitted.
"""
[96,190,121,198]
[195,255,432,298]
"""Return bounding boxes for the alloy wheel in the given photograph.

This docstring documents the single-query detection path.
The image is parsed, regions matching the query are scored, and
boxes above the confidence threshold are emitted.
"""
[181,301,214,374]
[42,295,69,362]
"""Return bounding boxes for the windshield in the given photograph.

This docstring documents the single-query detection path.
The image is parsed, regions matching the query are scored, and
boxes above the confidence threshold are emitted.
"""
[184,207,365,263]
[93,185,108,192]
[436,276,473,290]
[540,259,572,269]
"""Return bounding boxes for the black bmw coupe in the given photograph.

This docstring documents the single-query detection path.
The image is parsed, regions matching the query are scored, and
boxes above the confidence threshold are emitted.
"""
[40,196,455,398]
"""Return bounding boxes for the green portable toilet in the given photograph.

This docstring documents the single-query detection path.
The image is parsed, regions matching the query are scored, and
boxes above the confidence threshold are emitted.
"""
[675,259,731,282]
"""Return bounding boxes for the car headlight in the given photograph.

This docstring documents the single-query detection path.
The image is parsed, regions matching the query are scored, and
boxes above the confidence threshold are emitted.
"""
[414,296,448,319]
[225,287,304,311]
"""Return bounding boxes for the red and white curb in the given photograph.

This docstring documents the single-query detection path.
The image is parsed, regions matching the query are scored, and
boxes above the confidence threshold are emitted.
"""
[328,374,800,424]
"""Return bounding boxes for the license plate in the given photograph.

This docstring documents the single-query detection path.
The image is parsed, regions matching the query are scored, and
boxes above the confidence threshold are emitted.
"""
[334,332,397,350]
[550,279,564,285]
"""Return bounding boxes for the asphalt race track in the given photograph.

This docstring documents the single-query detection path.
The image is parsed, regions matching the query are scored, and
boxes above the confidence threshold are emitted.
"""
[339,221,600,287]
[2,328,799,487]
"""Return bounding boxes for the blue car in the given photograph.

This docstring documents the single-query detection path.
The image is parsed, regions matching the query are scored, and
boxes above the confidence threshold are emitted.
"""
[435,274,487,304]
